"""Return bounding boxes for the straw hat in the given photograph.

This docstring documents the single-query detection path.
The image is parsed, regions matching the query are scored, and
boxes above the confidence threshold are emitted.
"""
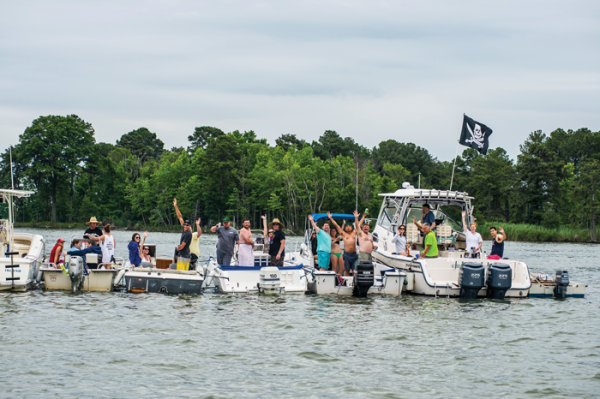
[268,218,284,228]
[85,217,101,225]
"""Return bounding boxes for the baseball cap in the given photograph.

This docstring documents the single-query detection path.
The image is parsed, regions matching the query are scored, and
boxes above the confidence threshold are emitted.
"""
[57,238,65,243]
[223,217,231,223]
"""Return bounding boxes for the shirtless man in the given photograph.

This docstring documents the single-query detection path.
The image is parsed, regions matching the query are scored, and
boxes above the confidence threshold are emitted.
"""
[357,211,377,261]
[238,218,254,266]
[328,211,358,276]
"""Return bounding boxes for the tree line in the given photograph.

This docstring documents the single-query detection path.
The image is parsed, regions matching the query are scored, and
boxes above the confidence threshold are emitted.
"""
[1,115,599,240]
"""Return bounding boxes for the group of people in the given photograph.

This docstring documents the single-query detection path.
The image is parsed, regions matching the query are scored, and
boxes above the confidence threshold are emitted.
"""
[48,216,154,269]
[48,201,506,271]
[309,211,377,276]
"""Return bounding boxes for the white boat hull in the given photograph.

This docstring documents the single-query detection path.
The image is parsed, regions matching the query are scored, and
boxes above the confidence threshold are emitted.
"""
[212,264,308,294]
[373,249,531,298]
[0,233,44,291]
[41,267,119,292]
[124,267,204,294]
[306,267,405,296]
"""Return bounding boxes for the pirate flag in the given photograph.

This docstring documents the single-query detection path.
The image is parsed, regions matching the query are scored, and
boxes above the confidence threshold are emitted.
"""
[459,114,493,155]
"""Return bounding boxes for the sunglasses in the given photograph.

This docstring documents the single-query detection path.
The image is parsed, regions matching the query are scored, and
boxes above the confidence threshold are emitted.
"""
[268,231,274,234]
[135,236,140,240]
[143,248,150,250]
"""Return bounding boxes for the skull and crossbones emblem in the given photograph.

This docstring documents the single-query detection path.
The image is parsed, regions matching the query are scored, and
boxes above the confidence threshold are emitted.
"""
[466,123,484,149]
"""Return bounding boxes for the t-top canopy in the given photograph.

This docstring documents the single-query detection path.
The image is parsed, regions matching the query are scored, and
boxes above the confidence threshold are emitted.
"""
[310,213,356,222]
[0,189,35,199]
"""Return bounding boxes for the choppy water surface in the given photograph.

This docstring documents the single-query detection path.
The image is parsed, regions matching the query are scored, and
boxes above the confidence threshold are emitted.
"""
[1,228,599,398]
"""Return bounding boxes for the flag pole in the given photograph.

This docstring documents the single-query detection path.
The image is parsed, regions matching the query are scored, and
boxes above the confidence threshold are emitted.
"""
[449,114,465,192]
[449,141,460,191]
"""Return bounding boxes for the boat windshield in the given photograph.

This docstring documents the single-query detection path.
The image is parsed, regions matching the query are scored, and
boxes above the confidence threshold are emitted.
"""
[379,202,466,232]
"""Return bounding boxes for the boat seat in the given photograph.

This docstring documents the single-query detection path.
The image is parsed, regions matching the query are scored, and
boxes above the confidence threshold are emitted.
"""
[406,224,421,245]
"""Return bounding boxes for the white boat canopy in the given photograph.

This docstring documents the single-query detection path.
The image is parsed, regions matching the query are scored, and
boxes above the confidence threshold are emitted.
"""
[0,189,35,199]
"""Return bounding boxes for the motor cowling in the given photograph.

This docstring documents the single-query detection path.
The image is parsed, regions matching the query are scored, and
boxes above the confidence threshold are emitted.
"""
[352,260,374,297]
[460,262,485,299]
[487,263,512,300]
[259,267,281,294]
[68,256,84,292]
[554,270,569,299]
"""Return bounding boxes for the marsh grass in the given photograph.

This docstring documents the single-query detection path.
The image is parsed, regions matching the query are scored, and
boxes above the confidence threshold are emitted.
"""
[477,222,597,242]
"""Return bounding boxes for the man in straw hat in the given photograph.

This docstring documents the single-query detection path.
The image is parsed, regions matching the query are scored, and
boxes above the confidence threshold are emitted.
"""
[268,218,286,266]
[83,217,103,244]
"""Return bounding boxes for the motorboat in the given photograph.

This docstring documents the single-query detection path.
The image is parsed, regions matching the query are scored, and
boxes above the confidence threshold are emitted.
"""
[0,189,45,291]
[529,270,587,298]
[121,246,204,294]
[371,183,533,299]
[40,253,123,292]
[293,213,407,297]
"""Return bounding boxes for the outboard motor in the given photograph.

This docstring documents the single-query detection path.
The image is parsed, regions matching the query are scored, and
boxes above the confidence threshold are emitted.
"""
[259,267,281,295]
[460,262,485,299]
[352,260,374,297]
[68,256,85,292]
[554,270,569,299]
[487,263,512,300]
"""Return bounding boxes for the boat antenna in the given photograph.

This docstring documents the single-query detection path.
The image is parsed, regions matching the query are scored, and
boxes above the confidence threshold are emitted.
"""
[9,145,14,190]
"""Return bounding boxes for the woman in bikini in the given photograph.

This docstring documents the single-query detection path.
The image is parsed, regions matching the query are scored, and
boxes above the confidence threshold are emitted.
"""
[330,221,344,275]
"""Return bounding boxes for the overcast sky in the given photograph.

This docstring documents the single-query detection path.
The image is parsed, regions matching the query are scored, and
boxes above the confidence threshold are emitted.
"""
[1,0,599,161]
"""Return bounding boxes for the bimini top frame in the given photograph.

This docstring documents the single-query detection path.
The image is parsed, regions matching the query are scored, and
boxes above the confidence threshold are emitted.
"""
[0,189,35,250]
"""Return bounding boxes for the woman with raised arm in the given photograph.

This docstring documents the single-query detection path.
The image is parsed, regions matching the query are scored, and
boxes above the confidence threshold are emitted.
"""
[461,210,482,258]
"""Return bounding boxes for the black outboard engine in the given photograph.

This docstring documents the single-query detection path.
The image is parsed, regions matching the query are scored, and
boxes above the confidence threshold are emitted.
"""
[460,262,485,299]
[352,260,374,297]
[487,263,512,300]
[554,270,569,299]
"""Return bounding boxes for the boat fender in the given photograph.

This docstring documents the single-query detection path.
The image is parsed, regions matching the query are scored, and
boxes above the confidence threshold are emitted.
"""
[114,268,127,286]
[205,271,215,287]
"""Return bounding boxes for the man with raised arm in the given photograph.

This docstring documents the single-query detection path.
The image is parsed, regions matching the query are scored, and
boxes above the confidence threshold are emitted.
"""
[174,198,202,264]
[487,226,507,260]
[328,211,358,276]
[357,211,377,261]
[308,214,332,271]
[210,217,239,266]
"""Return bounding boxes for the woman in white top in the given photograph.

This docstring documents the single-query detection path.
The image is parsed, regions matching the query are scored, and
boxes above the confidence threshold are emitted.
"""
[461,211,482,257]
[99,224,116,268]
[141,244,152,263]
[391,225,408,255]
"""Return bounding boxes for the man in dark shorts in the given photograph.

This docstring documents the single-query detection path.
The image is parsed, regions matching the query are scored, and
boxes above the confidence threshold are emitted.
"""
[268,218,286,266]
[210,217,239,266]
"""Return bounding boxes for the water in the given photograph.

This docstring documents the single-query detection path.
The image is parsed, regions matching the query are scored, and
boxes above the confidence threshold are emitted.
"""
[1,228,599,398]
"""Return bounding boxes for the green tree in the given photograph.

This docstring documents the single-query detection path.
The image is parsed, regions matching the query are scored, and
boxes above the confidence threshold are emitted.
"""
[116,127,164,164]
[572,159,600,241]
[187,126,225,153]
[17,115,95,222]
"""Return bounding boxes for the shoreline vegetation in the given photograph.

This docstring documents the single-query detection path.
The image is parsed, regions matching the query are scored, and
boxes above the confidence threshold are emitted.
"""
[15,221,599,243]
[3,116,600,243]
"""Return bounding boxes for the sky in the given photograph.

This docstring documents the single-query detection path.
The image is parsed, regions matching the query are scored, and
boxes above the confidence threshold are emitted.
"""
[1,0,599,162]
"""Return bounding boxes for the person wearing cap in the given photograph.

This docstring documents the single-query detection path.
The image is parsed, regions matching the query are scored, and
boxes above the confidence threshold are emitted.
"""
[49,238,65,266]
[211,217,239,266]
[268,218,286,266]
[83,217,103,244]
[420,204,436,230]
[174,199,202,265]
[176,219,193,267]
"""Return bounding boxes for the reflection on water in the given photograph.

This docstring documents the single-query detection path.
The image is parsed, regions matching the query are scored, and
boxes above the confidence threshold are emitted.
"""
[0,229,598,398]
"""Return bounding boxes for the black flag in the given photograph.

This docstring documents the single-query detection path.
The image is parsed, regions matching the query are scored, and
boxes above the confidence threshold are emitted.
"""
[459,114,493,155]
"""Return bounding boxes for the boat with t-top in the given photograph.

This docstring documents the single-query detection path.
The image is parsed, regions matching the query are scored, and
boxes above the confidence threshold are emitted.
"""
[370,182,586,299]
